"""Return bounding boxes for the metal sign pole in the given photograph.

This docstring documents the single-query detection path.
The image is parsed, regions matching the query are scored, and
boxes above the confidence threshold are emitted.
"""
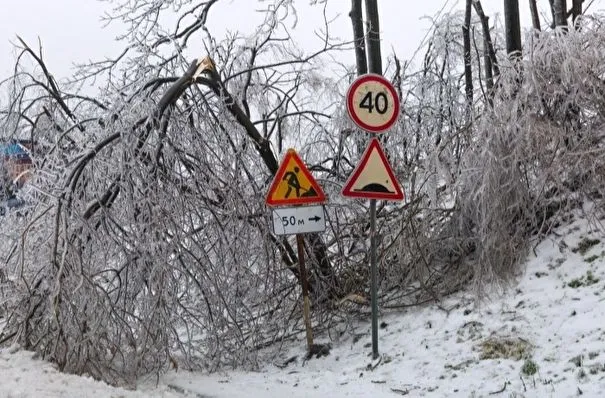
[296,234,314,352]
[369,199,379,359]
[344,1,401,361]
[367,0,382,361]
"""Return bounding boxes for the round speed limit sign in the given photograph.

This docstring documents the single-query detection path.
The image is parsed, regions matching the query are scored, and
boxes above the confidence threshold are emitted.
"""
[346,74,400,133]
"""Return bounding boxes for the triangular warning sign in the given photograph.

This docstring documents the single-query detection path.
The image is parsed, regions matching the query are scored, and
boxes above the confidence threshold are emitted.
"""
[342,138,404,201]
[266,149,327,207]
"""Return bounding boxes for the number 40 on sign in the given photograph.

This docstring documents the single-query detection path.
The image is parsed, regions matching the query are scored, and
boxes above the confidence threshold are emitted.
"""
[346,73,400,133]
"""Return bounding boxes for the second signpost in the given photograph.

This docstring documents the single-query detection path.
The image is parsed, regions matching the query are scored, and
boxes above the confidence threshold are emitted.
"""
[342,73,404,360]
[265,148,327,354]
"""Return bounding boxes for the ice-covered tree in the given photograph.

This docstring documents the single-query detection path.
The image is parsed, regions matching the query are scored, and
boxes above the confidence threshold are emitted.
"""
[0,0,604,387]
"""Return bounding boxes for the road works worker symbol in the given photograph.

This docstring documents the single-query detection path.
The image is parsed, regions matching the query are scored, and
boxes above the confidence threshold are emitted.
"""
[266,149,327,207]
[346,73,400,133]
[283,167,304,198]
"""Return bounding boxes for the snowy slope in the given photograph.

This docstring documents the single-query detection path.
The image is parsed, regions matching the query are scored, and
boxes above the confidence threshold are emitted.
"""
[2,214,605,397]
[0,346,183,398]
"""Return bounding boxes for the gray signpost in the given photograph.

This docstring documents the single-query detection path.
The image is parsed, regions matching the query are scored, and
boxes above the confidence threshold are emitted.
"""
[342,74,402,360]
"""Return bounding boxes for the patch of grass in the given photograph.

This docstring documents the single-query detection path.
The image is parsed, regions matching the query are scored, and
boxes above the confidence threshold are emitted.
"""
[567,270,600,288]
[457,321,484,342]
[585,270,599,285]
[444,359,475,371]
[572,237,601,255]
[521,358,538,376]
[548,257,566,270]
[570,354,583,367]
[477,337,532,361]
[584,254,599,263]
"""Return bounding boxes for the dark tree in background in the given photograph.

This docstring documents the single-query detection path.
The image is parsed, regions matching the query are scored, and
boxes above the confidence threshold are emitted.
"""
[463,0,473,108]
[350,0,368,75]
[553,0,568,27]
[571,0,583,24]
[504,0,522,57]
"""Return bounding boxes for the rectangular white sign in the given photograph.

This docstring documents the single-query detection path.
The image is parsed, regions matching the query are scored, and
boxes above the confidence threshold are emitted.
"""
[272,205,326,236]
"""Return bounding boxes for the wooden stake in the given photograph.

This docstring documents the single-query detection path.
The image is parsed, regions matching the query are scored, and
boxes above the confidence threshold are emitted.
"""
[296,234,314,351]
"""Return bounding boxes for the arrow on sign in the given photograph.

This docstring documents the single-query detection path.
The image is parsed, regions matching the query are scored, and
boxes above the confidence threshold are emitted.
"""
[272,205,326,236]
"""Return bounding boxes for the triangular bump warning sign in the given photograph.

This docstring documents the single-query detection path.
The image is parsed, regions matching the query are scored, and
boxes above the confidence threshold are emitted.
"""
[266,149,326,207]
[341,138,404,201]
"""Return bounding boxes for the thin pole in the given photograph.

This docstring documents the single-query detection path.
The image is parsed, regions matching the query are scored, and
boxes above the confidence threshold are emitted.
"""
[369,199,378,359]
[366,0,382,361]
[296,234,314,351]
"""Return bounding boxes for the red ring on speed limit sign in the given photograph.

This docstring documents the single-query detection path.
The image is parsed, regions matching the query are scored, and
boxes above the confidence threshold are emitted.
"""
[346,73,400,133]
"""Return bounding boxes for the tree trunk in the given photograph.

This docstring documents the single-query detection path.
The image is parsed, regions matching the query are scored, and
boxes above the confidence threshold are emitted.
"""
[473,0,499,98]
[349,0,370,156]
[552,0,567,28]
[529,0,541,31]
[349,0,368,75]
[504,0,522,58]
[204,66,279,173]
[483,35,494,102]
[463,0,473,110]
[364,0,382,75]
[571,0,582,26]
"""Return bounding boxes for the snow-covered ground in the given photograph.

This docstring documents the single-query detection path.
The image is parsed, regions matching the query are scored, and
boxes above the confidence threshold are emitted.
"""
[2,214,605,397]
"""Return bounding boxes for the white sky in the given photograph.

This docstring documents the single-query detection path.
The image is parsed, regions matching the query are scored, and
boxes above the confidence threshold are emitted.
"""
[0,0,541,82]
